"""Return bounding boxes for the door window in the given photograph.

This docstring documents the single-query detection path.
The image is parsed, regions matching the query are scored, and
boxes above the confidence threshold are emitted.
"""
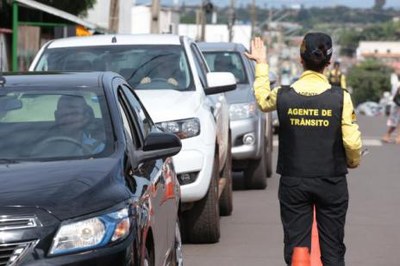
[190,43,209,87]
[121,85,154,138]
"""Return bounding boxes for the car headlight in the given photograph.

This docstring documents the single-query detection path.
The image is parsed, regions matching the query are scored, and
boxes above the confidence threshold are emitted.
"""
[49,207,130,255]
[156,118,200,139]
[229,103,257,120]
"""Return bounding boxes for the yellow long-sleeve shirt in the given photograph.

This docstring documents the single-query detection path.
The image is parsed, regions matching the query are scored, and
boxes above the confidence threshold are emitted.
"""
[327,69,347,89]
[254,63,362,168]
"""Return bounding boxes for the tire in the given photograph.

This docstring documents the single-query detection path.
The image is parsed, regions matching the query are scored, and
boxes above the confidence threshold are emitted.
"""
[244,140,267,189]
[219,135,233,216]
[184,154,220,244]
[170,220,183,266]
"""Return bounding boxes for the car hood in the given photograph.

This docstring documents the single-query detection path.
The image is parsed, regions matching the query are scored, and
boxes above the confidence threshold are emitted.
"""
[135,90,201,122]
[224,84,255,104]
[0,158,130,221]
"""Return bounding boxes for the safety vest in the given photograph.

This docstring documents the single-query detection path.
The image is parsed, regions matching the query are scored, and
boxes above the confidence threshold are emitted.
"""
[328,70,342,87]
[276,86,348,177]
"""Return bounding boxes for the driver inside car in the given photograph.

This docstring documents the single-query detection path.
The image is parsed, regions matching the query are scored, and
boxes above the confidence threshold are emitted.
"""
[140,61,179,87]
[53,95,105,155]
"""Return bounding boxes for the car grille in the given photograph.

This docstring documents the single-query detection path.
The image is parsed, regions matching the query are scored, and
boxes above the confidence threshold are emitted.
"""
[0,217,37,231]
[0,241,38,266]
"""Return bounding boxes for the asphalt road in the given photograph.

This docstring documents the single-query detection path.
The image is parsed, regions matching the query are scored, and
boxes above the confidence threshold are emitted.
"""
[183,115,400,266]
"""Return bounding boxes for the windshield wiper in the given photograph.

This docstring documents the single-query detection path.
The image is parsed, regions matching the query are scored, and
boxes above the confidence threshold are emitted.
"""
[0,158,20,164]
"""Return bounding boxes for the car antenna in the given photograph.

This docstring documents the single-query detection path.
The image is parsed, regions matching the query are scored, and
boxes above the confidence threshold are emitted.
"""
[0,41,6,87]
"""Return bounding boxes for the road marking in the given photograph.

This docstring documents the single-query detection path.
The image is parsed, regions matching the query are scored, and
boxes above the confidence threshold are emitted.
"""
[362,138,382,146]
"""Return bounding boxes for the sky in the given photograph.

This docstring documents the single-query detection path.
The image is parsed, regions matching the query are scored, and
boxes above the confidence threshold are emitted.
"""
[137,0,400,9]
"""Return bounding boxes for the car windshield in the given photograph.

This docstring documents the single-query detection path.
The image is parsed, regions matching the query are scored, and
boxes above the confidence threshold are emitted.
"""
[203,51,248,84]
[0,87,114,162]
[35,45,194,91]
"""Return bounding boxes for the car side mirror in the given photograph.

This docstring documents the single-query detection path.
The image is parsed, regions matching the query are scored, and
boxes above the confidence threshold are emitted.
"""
[140,132,182,162]
[204,72,236,95]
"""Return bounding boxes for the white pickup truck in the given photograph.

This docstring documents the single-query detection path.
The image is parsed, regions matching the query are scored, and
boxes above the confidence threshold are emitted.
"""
[30,34,235,244]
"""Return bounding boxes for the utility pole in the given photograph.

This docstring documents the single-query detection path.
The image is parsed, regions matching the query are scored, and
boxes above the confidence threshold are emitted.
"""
[197,1,213,41]
[12,0,19,71]
[108,0,119,33]
[227,0,235,42]
[195,8,202,41]
[200,1,206,41]
[250,0,257,38]
[150,0,160,33]
[268,5,272,28]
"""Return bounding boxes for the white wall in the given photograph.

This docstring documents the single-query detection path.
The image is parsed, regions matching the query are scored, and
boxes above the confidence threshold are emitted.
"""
[131,6,151,34]
[86,0,133,33]
[161,8,180,34]
[178,24,252,50]
[357,41,400,61]
[131,6,179,34]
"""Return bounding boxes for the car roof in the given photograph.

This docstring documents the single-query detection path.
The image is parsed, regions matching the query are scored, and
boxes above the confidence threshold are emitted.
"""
[46,34,183,48]
[196,42,248,53]
[1,72,106,88]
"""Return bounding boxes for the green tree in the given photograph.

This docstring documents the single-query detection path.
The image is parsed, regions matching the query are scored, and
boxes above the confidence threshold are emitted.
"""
[338,29,363,56]
[337,21,400,56]
[1,0,97,28]
[347,59,392,105]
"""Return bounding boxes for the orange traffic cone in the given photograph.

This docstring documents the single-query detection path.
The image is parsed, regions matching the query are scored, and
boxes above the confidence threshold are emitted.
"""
[292,247,311,266]
[310,206,322,266]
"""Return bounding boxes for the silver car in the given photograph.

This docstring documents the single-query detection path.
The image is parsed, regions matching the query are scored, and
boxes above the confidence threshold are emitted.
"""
[198,42,276,189]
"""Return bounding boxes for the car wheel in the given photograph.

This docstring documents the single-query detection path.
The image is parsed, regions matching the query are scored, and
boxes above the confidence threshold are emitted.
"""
[170,220,183,266]
[219,134,233,216]
[244,140,267,189]
[184,153,220,243]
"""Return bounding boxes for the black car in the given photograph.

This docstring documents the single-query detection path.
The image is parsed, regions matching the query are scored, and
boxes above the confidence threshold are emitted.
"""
[0,72,183,265]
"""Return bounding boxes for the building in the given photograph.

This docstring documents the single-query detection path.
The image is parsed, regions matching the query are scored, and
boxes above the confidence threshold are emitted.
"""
[131,5,180,34]
[1,0,108,71]
[86,0,132,34]
[356,41,400,72]
[178,24,252,49]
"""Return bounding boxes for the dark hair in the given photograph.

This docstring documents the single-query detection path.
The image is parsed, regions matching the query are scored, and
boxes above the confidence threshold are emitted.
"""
[300,32,333,72]
[302,52,329,72]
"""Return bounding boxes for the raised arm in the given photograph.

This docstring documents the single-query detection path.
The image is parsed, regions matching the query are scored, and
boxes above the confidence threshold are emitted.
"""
[245,37,278,112]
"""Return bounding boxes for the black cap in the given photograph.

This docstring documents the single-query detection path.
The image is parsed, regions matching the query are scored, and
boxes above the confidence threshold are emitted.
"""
[300,32,333,62]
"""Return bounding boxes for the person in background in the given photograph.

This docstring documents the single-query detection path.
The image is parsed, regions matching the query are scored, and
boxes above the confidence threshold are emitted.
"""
[140,57,179,87]
[380,91,393,117]
[327,60,347,89]
[245,33,362,266]
[381,85,400,144]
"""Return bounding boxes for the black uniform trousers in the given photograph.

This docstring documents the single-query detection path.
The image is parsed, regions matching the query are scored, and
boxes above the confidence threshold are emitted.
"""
[279,175,348,266]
